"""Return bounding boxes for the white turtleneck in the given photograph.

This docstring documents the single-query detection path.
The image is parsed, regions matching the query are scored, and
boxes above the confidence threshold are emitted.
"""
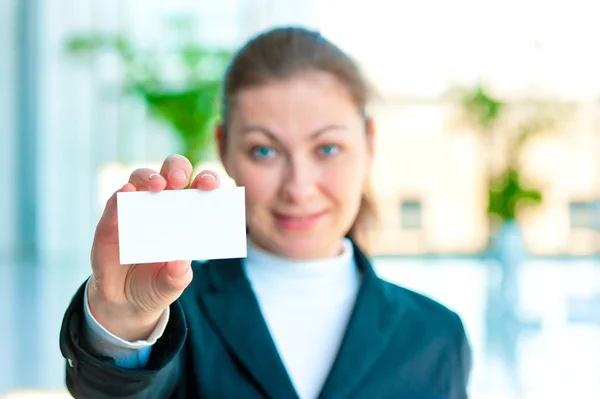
[243,238,360,398]
[83,238,361,399]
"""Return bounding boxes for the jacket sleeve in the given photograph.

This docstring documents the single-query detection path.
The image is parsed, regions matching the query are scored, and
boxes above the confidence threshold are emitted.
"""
[82,278,170,369]
[59,280,187,399]
[449,312,473,399]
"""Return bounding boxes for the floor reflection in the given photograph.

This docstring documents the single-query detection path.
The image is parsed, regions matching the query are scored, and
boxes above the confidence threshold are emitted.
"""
[0,254,90,394]
[374,257,600,399]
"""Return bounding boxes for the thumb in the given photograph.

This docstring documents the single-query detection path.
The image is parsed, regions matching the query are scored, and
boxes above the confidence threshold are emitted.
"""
[156,260,193,300]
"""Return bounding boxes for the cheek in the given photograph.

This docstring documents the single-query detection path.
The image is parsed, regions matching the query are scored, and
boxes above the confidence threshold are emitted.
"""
[232,159,279,209]
[244,180,272,208]
[322,157,368,207]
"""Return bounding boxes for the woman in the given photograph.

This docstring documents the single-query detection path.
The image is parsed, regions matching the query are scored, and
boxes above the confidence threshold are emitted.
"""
[60,26,471,399]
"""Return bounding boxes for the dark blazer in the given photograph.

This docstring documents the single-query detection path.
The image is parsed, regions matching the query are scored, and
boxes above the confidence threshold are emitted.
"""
[60,242,472,399]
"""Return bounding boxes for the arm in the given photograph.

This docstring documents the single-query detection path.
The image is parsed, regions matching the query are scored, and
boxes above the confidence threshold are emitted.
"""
[59,280,187,399]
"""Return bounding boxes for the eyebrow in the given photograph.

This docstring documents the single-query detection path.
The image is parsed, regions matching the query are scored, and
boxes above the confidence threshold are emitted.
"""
[239,124,347,142]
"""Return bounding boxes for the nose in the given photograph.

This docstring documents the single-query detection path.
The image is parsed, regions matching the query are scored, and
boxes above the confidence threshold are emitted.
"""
[278,156,319,205]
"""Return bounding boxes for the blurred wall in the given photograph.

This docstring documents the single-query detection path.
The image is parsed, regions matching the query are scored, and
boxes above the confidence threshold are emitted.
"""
[36,0,101,263]
[242,0,318,34]
[0,2,17,391]
[0,0,17,259]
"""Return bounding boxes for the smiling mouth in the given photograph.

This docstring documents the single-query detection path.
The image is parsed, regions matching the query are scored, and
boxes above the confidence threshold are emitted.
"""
[272,211,326,230]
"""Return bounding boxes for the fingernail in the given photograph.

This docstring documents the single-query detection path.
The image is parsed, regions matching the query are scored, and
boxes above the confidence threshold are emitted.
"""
[200,173,216,180]
[170,169,187,180]
[149,173,160,180]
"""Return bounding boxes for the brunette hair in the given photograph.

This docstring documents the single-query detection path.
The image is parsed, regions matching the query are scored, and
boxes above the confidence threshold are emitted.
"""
[221,26,377,253]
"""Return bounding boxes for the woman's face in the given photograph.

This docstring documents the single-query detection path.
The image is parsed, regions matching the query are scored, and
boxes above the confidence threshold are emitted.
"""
[218,71,374,259]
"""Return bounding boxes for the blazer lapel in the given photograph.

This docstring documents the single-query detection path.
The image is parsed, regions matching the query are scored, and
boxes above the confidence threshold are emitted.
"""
[318,243,406,399]
[197,257,298,399]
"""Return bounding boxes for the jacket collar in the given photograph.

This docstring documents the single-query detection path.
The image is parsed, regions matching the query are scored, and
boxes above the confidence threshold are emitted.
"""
[197,240,404,399]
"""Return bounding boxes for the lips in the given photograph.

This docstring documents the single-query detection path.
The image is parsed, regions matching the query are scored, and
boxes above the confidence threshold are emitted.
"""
[273,211,326,230]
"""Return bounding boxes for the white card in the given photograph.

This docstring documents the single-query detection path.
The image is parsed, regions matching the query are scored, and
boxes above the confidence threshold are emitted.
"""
[116,187,247,264]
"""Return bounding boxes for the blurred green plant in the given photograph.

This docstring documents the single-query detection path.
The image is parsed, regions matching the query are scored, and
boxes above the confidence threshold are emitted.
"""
[449,83,560,225]
[65,19,232,167]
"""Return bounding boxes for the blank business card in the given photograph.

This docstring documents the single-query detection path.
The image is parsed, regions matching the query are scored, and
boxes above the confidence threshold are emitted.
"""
[116,187,247,264]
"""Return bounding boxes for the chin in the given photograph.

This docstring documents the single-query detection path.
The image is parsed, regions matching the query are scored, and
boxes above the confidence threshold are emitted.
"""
[274,234,342,260]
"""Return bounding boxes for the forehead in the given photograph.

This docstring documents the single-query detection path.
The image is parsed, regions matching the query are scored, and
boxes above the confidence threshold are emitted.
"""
[230,71,362,133]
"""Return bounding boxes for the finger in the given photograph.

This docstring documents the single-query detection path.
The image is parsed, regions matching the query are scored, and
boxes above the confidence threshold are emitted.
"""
[128,168,167,192]
[190,170,221,191]
[159,154,193,190]
[157,260,194,297]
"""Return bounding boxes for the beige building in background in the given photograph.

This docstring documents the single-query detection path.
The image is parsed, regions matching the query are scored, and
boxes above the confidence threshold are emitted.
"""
[368,98,600,257]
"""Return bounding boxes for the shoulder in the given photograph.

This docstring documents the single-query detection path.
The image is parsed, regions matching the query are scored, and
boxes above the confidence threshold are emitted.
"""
[381,278,472,393]
[381,278,467,338]
[382,278,472,375]
[354,242,464,336]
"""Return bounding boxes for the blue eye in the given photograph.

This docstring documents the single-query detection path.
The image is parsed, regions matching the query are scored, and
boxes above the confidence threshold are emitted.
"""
[251,146,275,159]
[318,144,340,157]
